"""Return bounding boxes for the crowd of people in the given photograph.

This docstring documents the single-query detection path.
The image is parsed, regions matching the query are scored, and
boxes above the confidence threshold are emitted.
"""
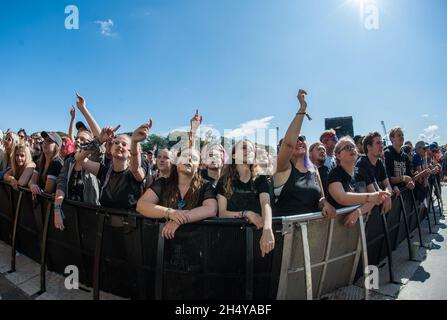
[0,90,444,258]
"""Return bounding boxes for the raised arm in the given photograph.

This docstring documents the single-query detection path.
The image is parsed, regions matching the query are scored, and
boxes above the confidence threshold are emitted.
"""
[68,105,76,141]
[76,93,101,138]
[276,89,308,173]
[189,109,202,152]
[130,120,152,182]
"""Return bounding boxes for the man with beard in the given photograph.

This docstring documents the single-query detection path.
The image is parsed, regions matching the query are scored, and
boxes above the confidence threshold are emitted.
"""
[355,132,395,213]
[309,142,329,196]
[30,133,43,163]
[384,127,415,192]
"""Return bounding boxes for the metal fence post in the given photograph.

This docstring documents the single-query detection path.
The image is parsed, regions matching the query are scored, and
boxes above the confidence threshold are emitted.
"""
[92,212,106,300]
[10,191,23,273]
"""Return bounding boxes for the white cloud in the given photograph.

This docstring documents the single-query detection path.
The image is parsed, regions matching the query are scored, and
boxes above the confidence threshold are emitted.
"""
[95,19,115,37]
[421,114,429,118]
[424,125,439,133]
[225,116,275,138]
[419,124,440,142]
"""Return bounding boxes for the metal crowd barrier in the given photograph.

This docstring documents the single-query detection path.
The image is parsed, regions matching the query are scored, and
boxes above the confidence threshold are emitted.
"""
[0,179,443,300]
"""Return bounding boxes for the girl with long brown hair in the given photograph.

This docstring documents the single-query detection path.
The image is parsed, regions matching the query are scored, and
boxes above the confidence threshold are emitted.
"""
[217,140,275,257]
[137,111,217,239]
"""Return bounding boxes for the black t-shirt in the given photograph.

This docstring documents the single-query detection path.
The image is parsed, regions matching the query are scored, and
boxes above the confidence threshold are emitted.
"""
[216,175,270,213]
[327,165,357,209]
[384,145,412,188]
[201,169,217,187]
[68,169,84,202]
[355,155,388,190]
[97,164,143,209]
[274,165,322,216]
[150,177,217,209]
[38,158,63,188]
[318,165,329,197]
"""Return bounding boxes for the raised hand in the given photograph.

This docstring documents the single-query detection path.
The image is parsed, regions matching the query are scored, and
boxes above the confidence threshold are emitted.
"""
[297,89,308,109]
[99,125,121,144]
[131,120,153,143]
[70,105,76,120]
[75,92,86,111]
[190,109,202,134]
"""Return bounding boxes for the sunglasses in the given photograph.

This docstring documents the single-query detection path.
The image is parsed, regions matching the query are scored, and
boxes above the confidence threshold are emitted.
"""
[298,136,306,142]
[339,144,356,152]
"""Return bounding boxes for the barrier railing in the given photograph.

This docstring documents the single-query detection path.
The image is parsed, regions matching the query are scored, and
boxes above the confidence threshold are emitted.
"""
[0,179,443,300]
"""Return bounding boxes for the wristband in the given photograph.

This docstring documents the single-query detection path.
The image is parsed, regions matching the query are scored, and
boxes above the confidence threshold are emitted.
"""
[165,208,172,221]
[296,112,312,121]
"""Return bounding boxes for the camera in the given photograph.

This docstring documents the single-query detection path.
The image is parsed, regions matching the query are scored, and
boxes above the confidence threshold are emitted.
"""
[79,139,101,151]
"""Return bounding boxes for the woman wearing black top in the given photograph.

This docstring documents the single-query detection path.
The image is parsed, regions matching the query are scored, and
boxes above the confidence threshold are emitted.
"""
[217,140,274,257]
[137,148,217,239]
[327,137,391,227]
[273,89,335,218]
[137,111,217,239]
[29,131,64,196]
[76,121,150,209]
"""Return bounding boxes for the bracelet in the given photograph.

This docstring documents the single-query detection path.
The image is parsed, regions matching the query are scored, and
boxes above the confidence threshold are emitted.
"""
[54,204,62,210]
[296,112,312,121]
[165,208,172,221]
[241,210,247,219]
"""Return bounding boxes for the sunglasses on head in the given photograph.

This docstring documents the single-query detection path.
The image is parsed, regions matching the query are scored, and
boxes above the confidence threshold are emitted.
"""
[298,136,306,142]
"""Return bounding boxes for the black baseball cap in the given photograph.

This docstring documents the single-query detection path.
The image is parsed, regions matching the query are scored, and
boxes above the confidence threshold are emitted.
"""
[76,121,89,132]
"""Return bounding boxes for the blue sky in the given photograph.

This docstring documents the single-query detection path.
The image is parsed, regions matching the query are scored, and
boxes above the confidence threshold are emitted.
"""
[1,0,446,146]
